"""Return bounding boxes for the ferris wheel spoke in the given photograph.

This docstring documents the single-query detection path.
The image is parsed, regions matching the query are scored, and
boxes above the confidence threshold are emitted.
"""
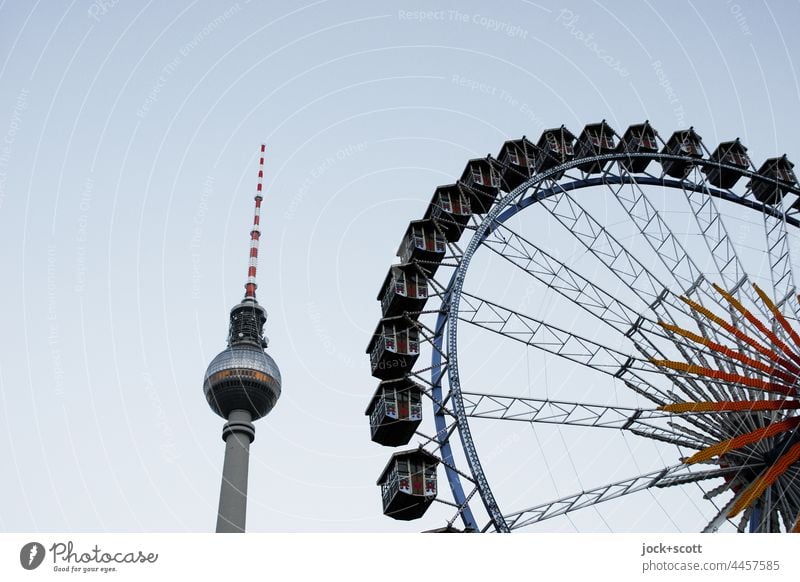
[538,185,665,304]
[603,174,769,357]
[763,198,800,319]
[457,291,647,373]
[654,464,757,488]
[702,492,750,533]
[627,424,710,449]
[460,392,661,428]
[481,218,640,330]
[503,464,687,530]
[456,392,734,449]
[674,173,782,383]
[541,180,789,407]
[538,183,745,364]
[680,176,776,326]
[478,218,734,404]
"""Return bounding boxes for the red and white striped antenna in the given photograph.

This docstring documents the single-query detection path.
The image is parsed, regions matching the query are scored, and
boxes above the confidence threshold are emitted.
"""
[244,144,266,300]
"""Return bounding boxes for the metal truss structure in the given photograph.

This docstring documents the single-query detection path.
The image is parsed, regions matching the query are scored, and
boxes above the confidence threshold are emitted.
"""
[367,124,800,533]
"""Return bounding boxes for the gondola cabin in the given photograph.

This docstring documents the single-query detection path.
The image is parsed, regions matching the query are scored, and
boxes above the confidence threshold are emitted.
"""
[534,126,576,178]
[617,121,659,173]
[748,155,798,206]
[424,183,472,241]
[575,121,617,174]
[365,379,423,446]
[660,127,703,178]
[497,137,538,190]
[397,219,446,276]
[459,157,502,213]
[377,448,438,520]
[378,263,428,318]
[367,317,420,380]
[703,139,750,188]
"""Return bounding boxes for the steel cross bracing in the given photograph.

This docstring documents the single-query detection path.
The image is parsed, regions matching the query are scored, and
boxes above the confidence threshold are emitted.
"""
[557,175,767,363]
[455,290,794,416]
[458,392,719,450]
[501,464,704,530]
[459,392,783,432]
[423,150,800,532]
[472,217,780,428]
[606,168,788,432]
[764,196,799,317]
[678,173,777,405]
[637,168,781,365]
[537,181,781,414]
[477,218,796,405]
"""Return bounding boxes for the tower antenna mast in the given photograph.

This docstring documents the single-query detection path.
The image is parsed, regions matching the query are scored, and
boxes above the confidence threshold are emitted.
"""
[203,144,282,533]
[244,144,266,300]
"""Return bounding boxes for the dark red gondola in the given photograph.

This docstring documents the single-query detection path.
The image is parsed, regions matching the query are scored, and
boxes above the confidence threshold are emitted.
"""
[534,126,576,179]
[458,157,502,213]
[703,139,750,189]
[378,263,429,318]
[496,137,539,190]
[660,127,703,178]
[376,448,438,520]
[575,121,616,174]
[365,378,423,446]
[396,219,446,276]
[366,317,420,380]
[424,183,472,242]
[617,121,659,173]
[748,155,798,206]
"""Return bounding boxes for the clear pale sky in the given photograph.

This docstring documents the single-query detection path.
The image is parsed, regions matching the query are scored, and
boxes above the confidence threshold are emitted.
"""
[1,0,800,532]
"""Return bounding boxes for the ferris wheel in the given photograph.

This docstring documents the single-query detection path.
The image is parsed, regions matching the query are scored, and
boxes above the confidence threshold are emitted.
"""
[365,121,800,533]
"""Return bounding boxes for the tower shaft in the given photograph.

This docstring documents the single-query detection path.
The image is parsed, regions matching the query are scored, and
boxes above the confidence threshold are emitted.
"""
[216,409,256,533]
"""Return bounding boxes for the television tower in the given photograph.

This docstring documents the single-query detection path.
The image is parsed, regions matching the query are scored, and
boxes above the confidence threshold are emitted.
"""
[203,144,282,533]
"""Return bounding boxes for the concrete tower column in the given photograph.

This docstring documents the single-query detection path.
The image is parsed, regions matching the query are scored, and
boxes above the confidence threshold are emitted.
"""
[216,409,256,533]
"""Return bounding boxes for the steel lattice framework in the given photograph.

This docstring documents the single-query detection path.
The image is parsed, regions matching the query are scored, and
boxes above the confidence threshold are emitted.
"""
[366,124,800,533]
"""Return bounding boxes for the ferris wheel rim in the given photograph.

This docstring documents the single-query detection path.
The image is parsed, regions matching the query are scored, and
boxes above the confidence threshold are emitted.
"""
[433,150,800,533]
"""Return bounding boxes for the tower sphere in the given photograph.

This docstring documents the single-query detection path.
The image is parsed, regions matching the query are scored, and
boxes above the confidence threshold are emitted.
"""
[203,342,282,420]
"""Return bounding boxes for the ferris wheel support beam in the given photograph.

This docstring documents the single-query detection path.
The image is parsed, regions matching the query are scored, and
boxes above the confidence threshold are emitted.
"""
[430,298,480,532]
[763,197,799,317]
[502,464,688,530]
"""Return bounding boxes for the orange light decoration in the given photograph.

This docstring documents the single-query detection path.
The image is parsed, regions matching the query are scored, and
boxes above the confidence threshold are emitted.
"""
[661,401,800,413]
[650,283,800,525]
[713,283,800,367]
[650,360,796,396]
[683,416,800,465]
[679,295,800,376]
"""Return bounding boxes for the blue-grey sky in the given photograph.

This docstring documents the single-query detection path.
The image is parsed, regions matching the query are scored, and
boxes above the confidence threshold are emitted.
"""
[2,0,800,532]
